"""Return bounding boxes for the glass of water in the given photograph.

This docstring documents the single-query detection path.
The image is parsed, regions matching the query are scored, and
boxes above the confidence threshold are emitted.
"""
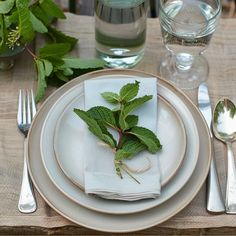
[159,0,221,89]
[94,0,149,68]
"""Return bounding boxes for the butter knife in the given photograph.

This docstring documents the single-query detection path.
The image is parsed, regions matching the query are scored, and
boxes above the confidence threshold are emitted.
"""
[198,82,225,213]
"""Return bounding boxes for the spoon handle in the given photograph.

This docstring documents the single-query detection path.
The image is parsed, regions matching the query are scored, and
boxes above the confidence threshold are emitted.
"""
[226,142,236,214]
[206,144,225,213]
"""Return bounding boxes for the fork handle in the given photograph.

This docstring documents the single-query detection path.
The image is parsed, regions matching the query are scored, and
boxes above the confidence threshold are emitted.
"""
[18,139,37,213]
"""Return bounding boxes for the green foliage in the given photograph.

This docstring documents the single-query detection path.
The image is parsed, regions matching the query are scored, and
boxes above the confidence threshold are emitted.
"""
[0,0,15,14]
[74,81,162,181]
[0,0,105,102]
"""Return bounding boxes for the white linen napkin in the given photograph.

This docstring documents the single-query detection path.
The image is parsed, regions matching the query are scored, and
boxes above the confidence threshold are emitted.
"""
[83,77,161,201]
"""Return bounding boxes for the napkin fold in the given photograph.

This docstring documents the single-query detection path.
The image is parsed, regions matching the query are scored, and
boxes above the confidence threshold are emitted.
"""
[83,77,161,201]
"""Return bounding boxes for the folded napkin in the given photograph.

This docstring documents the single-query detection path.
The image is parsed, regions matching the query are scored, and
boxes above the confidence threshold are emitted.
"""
[83,77,161,201]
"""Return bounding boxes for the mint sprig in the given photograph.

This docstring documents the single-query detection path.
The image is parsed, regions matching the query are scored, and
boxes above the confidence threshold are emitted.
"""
[74,81,162,182]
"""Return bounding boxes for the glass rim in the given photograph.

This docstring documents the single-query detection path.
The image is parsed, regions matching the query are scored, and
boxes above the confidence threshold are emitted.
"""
[159,0,222,25]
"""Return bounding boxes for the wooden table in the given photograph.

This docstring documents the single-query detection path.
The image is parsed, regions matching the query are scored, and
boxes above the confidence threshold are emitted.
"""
[1,13,236,235]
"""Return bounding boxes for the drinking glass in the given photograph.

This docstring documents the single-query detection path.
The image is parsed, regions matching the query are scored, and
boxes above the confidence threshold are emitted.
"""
[159,0,221,89]
[94,0,149,68]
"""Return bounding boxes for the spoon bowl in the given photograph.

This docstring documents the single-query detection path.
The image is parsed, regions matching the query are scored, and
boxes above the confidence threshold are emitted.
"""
[213,98,236,214]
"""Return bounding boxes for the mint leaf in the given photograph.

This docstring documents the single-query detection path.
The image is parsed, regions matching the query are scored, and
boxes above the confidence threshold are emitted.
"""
[119,81,139,102]
[42,59,53,76]
[87,106,117,128]
[35,59,47,102]
[74,109,116,148]
[101,92,120,104]
[118,95,152,130]
[62,67,74,76]
[16,0,35,42]
[96,120,117,146]
[39,0,66,19]
[0,0,15,14]
[61,57,105,69]
[55,71,69,82]
[30,12,48,33]
[129,126,162,153]
[47,26,77,49]
[123,95,153,116]
[126,115,138,129]
[39,43,71,58]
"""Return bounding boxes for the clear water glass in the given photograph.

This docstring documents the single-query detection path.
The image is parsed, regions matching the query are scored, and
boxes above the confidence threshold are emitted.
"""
[159,0,221,89]
[95,0,149,68]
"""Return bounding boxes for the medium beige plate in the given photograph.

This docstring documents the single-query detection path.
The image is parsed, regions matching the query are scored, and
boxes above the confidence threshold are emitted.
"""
[53,81,186,188]
[40,73,198,215]
[27,69,211,232]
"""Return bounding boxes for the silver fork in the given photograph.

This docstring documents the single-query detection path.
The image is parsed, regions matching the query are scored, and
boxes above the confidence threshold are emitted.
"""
[17,89,37,213]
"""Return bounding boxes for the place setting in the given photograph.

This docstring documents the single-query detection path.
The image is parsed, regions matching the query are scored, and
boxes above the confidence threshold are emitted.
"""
[26,68,212,232]
[9,0,236,234]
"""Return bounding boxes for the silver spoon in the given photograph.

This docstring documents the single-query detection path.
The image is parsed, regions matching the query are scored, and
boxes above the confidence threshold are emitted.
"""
[213,98,236,214]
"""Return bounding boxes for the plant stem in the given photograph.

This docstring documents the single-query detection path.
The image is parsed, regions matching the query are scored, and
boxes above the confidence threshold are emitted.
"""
[26,46,37,59]
[117,130,123,150]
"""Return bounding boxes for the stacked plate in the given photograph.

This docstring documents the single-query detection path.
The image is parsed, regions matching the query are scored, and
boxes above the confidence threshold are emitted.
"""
[27,69,211,233]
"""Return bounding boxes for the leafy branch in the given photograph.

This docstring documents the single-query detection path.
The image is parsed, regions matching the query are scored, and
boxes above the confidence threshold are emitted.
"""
[0,0,105,102]
[74,81,162,182]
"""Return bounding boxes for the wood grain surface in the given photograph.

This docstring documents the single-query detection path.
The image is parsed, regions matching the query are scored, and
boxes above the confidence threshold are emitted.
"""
[0,13,236,235]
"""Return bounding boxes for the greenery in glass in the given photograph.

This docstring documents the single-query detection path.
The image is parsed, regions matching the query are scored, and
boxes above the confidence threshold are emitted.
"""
[0,0,104,102]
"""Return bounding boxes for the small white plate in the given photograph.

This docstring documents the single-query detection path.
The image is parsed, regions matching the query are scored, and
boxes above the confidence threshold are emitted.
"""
[53,89,186,188]
[40,73,199,215]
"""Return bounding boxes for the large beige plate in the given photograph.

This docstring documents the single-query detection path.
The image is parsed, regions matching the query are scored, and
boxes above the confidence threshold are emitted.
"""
[40,74,198,215]
[27,69,211,233]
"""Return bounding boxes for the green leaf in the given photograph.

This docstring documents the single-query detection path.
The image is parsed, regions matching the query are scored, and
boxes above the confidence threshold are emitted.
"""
[62,67,74,76]
[74,109,116,148]
[39,0,66,19]
[101,92,120,104]
[87,106,117,128]
[16,0,35,42]
[0,0,15,14]
[42,59,53,76]
[39,43,71,58]
[5,10,19,27]
[0,15,6,53]
[35,59,47,103]
[129,126,162,153]
[126,115,138,129]
[123,95,153,116]
[61,57,105,69]
[47,26,77,50]
[30,5,52,26]
[95,120,117,146]
[119,80,139,102]
[118,95,152,130]
[29,12,48,33]
[115,139,146,161]
[55,71,69,82]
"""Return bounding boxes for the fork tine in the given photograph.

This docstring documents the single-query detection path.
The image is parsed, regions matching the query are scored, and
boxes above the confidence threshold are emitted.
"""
[22,90,26,125]
[30,89,36,118]
[17,90,22,125]
[27,90,31,125]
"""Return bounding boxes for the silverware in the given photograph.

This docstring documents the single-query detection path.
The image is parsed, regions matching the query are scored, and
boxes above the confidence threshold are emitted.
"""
[213,98,236,214]
[198,82,225,213]
[17,89,37,213]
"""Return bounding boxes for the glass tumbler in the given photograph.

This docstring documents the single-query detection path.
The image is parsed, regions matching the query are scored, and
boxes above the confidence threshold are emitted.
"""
[159,0,221,89]
[94,0,149,68]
